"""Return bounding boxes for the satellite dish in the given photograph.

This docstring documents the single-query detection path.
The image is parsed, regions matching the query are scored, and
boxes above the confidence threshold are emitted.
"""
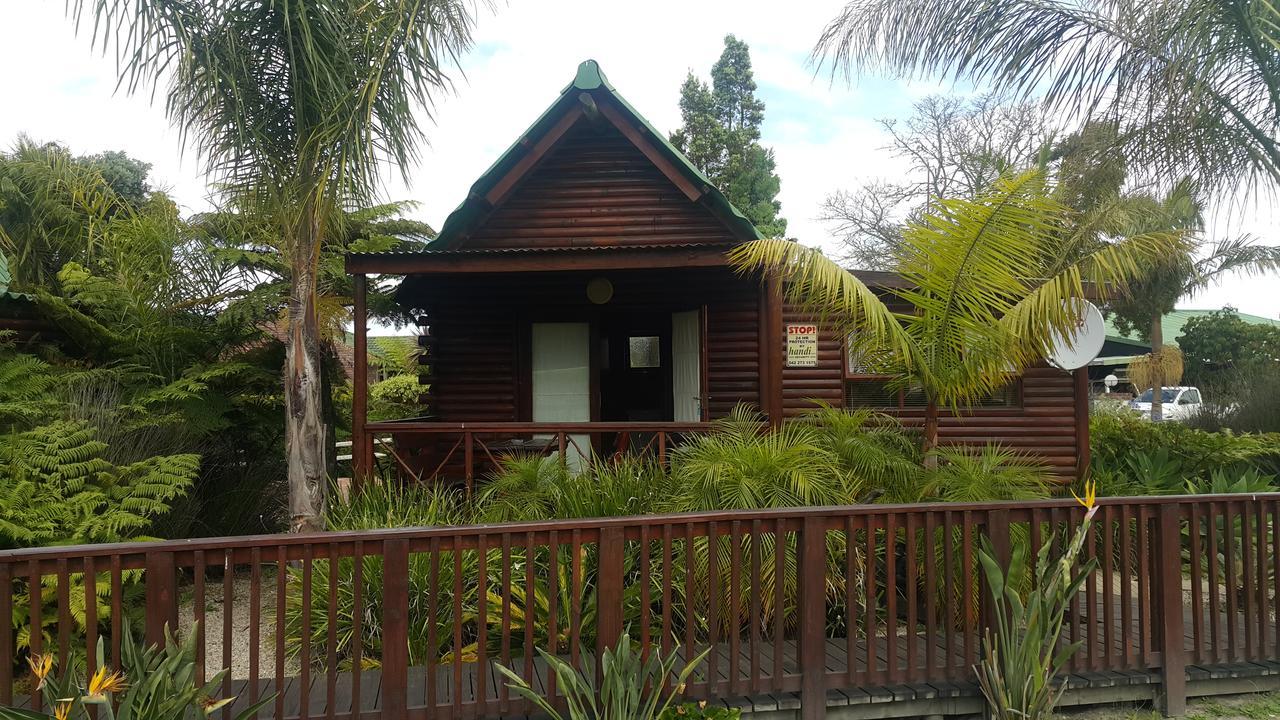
[1047,300,1106,370]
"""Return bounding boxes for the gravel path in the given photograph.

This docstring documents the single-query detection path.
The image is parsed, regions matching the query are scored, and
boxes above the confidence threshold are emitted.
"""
[177,569,301,680]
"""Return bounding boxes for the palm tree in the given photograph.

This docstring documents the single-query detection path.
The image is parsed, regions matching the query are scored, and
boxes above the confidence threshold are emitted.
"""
[1109,181,1280,420]
[67,0,483,530]
[729,171,1185,464]
[812,0,1280,192]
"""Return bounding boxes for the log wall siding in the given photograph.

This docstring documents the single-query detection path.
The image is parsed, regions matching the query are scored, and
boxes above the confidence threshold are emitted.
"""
[465,121,736,249]
[781,305,1082,477]
[893,365,1081,477]
[779,303,846,415]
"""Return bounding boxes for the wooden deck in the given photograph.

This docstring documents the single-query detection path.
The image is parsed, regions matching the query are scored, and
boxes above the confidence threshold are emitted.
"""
[106,642,1280,720]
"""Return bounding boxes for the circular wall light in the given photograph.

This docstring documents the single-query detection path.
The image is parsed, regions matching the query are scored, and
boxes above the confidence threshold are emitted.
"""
[586,277,614,304]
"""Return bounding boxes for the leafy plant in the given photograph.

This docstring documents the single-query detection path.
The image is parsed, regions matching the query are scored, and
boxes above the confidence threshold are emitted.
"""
[3,622,270,720]
[730,170,1180,463]
[495,632,708,720]
[919,444,1051,503]
[976,489,1099,719]
[659,703,741,720]
[1090,409,1280,487]
[287,481,477,668]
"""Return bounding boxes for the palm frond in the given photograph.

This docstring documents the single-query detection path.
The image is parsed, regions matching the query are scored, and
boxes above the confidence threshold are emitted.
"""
[727,238,915,368]
[813,0,1280,190]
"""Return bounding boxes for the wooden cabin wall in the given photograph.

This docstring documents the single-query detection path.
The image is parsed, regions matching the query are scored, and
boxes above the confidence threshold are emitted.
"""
[409,269,763,421]
[778,303,846,416]
[895,366,1082,477]
[780,306,1084,478]
[465,121,737,250]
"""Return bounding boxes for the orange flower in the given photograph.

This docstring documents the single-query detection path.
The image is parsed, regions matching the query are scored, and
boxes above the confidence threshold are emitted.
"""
[53,701,72,720]
[27,654,53,690]
[87,667,127,697]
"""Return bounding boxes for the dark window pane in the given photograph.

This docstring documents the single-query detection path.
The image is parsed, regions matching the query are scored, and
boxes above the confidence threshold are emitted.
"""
[845,380,898,408]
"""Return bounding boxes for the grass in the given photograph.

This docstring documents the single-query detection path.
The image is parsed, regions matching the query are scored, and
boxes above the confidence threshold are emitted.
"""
[1054,693,1280,720]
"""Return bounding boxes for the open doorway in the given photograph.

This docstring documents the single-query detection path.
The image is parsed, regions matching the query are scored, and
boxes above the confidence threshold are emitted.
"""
[599,311,672,422]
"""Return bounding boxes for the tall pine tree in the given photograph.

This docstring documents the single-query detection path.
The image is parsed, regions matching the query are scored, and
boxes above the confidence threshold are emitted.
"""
[671,36,787,238]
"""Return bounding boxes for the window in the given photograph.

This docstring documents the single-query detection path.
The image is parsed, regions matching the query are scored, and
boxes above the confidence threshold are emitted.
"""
[1179,388,1201,404]
[628,336,661,368]
[842,334,1020,409]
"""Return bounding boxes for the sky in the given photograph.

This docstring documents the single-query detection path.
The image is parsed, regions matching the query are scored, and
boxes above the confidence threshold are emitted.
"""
[2,0,1277,322]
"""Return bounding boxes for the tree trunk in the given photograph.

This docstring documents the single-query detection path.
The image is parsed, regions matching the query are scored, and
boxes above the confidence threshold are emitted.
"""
[922,400,940,469]
[1150,312,1164,422]
[285,212,329,533]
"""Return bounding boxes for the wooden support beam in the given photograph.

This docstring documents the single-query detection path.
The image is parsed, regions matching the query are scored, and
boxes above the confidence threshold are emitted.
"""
[484,104,585,208]
[1074,367,1090,479]
[345,245,734,275]
[352,274,369,488]
[765,272,784,426]
[595,98,704,202]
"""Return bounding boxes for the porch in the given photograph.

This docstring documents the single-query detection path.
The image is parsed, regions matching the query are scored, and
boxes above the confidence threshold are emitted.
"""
[346,252,783,485]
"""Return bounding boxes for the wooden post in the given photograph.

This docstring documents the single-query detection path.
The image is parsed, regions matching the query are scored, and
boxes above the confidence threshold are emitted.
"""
[596,527,625,661]
[1157,505,1187,717]
[352,274,369,488]
[983,510,1011,635]
[799,517,827,720]
[144,553,176,648]
[765,272,784,427]
[382,539,409,720]
[1074,367,1091,478]
[464,430,474,496]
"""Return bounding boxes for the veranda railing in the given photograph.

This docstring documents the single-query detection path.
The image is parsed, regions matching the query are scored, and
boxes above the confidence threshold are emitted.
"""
[3,495,1278,720]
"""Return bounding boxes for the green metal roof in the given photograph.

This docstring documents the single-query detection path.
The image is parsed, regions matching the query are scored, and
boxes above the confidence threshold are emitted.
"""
[430,59,762,249]
[1104,308,1280,349]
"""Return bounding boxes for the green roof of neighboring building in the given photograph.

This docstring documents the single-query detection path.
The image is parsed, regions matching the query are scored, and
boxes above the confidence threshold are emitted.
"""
[1104,308,1280,349]
[429,59,762,250]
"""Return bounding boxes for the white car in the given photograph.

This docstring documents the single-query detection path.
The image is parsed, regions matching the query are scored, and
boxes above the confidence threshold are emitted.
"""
[1128,386,1203,421]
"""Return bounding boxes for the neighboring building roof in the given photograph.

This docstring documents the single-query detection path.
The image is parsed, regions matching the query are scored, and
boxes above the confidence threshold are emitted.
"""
[1104,308,1280,350]
[427,59,762,250]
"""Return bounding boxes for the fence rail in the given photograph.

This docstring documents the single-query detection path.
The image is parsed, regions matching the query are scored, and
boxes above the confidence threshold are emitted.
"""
[3,494,1280,719]
[362,421,711,488]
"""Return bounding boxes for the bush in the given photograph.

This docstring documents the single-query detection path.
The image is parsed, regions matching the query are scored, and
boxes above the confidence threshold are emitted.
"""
[1089,406,1280,489]
[368,374,423,422]
[287,481,476,668]
[1187,364,1280,436]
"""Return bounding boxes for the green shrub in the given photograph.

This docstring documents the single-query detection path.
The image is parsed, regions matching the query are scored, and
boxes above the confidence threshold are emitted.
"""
[368,374,423,422]
[659,703,741,720]
[479,455,671,523]
[669,405,856,510]
[13,621,267,720]
[1089,407,1280,487]
[495,633,707,720]
[286,481,477,668]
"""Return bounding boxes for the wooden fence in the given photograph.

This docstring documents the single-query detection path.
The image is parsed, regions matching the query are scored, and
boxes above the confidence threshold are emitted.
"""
[3,495,1280,720]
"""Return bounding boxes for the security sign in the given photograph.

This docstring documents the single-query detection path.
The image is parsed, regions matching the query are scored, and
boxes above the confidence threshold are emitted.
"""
[786,324,818,367]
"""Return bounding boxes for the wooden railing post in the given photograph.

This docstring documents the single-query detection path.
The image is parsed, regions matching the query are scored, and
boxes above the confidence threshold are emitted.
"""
[144,552,177,648]
[1157,505,1187,717]
[799,516,827,720]
[382,539,410,720]
[596,527,625,660]
[982,510,1011,634]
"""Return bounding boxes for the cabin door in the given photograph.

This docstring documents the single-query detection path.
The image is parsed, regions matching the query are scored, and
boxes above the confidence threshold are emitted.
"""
[530,322,591,468]
[671,310,703,422]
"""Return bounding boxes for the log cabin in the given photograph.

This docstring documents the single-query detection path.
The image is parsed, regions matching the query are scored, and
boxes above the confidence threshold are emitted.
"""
[345,60,1090,486]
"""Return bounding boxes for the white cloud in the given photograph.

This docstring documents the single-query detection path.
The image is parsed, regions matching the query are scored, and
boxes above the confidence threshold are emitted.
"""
[2,0,1276,321]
